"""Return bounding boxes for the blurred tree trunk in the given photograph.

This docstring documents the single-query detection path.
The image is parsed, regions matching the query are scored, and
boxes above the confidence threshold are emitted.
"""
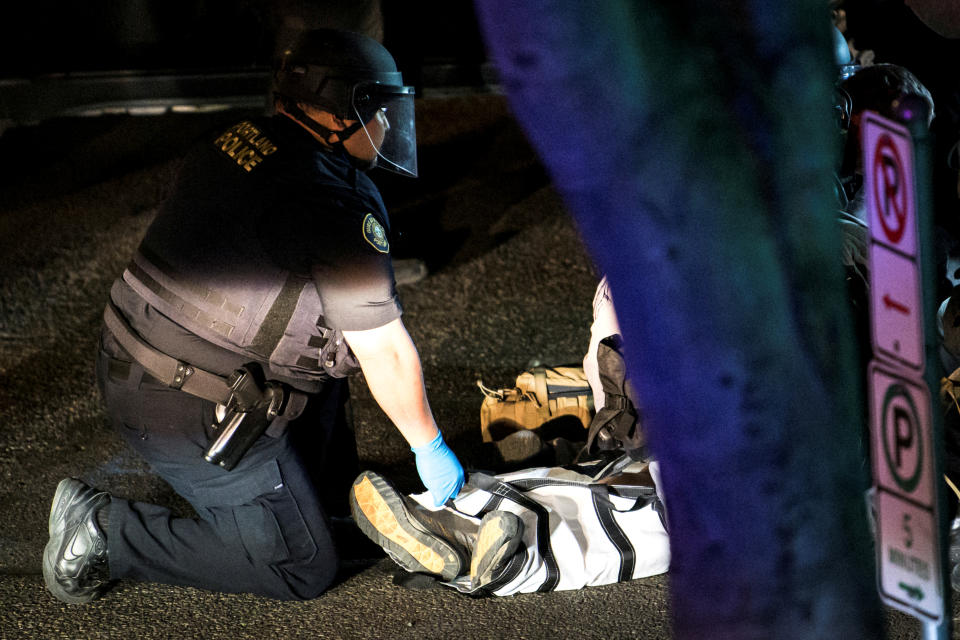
[474,1,882,637]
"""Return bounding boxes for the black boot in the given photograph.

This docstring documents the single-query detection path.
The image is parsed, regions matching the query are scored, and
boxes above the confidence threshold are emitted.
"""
[42,478,112,604]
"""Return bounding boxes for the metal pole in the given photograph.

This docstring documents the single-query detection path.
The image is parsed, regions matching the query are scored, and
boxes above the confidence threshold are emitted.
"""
[911,109,952,640]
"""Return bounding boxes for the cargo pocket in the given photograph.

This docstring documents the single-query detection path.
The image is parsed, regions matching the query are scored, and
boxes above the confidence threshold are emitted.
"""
[243,484,319,567]
[218,460,318,567]
[234,500,289,565]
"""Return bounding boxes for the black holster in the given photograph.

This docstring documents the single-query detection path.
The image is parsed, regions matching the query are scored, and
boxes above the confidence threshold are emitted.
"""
[204,364,290,471]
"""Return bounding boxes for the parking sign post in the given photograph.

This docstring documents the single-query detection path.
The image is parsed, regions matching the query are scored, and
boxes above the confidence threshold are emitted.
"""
[863,110,950,640]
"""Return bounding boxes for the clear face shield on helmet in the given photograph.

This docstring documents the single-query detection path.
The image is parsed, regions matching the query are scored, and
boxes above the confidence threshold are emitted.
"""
[352,83,418,178]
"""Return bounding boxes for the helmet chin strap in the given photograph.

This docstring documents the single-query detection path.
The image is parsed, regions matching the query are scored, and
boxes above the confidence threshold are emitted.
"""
[284,102,367,163]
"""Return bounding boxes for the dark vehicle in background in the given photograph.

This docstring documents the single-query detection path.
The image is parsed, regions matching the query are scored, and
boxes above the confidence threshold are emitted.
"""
[0,1,494,134]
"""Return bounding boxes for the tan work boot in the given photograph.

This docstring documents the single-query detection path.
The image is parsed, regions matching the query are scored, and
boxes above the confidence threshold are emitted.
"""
[470,510,524,590]
[350,471,526,588]
[349,471,477,581]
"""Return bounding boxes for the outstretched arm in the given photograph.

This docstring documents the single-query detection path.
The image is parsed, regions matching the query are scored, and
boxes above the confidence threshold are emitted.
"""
[343,318,464,505]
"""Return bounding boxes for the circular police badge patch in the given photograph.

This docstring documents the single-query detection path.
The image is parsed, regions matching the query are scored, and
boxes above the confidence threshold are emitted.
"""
[362,213,390,253]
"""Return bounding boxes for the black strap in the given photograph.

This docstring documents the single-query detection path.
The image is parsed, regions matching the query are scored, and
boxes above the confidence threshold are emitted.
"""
[126,259,237,340]
[474,493,505,519]
[652,495,669,534]
[296,355,321,369]
[103,302,233,405]
[248,273,308,357]
[284,103,364,157]
[506,476,656,507]
[137,246,245,318]
[590,485,635,582]
[467,473,560,593]
[104,302,309,422]
[129,249,306,356]
[588,453,638,481]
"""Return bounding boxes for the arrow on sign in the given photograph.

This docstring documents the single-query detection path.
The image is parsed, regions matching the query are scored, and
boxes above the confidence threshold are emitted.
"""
[898,582,924,601]
[882,294,910,315]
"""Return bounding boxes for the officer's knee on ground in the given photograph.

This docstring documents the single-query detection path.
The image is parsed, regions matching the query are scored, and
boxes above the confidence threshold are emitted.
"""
[231,504,340,600]
[254,546,340,601]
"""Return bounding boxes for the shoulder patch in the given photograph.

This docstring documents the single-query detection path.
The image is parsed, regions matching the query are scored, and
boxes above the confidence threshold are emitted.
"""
[362,213,390,253]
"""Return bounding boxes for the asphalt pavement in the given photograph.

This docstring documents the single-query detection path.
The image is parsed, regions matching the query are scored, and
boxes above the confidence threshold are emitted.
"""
[0,93,943,639]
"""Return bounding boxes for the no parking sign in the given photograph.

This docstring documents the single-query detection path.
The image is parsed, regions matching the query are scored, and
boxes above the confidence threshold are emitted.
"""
[863,111,944,624]
[865,115,923,371]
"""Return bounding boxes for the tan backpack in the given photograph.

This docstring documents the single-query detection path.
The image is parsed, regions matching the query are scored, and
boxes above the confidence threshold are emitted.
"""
[477,366,594,442]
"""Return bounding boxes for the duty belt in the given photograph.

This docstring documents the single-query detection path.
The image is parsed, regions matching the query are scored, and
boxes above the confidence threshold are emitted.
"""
[103,301,233,405]
[103,301,309,470]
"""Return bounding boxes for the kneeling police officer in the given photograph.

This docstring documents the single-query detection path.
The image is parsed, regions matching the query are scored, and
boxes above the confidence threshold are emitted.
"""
[42,28,465,603]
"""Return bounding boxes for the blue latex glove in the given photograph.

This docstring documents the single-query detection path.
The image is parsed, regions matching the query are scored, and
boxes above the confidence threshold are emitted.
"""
[412,431,465,507]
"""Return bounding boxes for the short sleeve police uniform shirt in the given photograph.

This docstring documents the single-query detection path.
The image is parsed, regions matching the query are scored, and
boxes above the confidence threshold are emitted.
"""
[201,114,403,333]
[113,114,403,387]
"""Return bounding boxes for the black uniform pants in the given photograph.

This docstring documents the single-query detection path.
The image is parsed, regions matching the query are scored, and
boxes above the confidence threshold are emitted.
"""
[95,329,358,600]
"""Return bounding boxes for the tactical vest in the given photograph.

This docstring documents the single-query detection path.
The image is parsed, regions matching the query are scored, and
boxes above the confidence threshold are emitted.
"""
[123,244,330,384]
[117,116,385,385]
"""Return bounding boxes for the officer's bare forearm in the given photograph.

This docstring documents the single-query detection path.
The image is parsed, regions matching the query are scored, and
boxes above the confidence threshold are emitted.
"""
[343,318,439,448]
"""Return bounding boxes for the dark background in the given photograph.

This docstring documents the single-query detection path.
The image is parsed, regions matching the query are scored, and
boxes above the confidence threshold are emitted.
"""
[0,1,954,637]
[0,1,486,77]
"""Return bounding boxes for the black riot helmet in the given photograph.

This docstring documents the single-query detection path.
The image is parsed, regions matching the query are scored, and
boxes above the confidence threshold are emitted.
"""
[274,29,418,177]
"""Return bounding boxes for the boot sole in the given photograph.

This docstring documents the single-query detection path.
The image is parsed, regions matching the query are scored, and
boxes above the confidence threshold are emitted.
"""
[471,511,523,589]
[42,538,102,604]
[349,472,463,581]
